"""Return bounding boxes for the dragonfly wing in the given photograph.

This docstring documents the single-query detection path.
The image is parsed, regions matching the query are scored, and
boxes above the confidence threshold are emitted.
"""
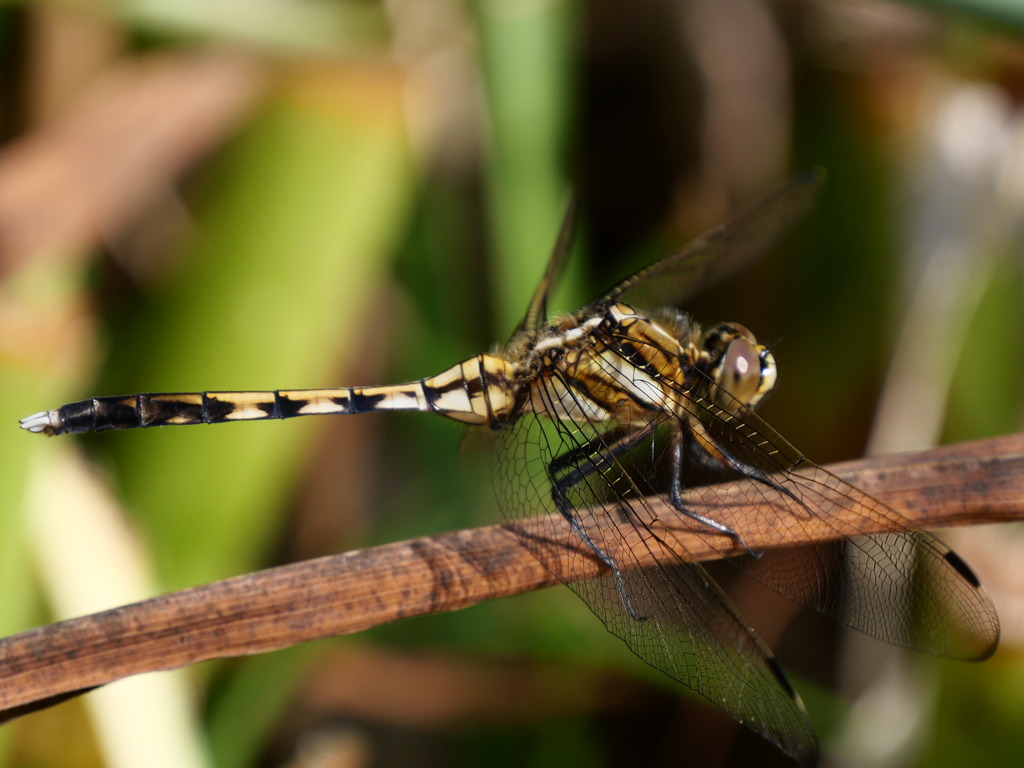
[493,394,818,762]
[685,458,1000,660]
[510,192,579,338]
[598,169,824,310]
[644,354,1001,661]
[587,563,818,762]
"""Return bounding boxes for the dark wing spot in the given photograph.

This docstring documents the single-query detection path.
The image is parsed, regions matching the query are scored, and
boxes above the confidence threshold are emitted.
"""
[766,655,799,701]
[944,550,982,589]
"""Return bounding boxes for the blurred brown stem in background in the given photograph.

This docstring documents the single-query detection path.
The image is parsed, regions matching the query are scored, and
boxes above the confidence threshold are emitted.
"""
[0,51,265,276]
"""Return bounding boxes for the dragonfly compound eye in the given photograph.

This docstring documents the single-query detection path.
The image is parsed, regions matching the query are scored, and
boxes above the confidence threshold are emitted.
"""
[715,335,776,408]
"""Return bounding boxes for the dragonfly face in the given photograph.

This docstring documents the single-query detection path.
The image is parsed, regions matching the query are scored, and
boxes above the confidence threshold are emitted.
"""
[20,170,999,764]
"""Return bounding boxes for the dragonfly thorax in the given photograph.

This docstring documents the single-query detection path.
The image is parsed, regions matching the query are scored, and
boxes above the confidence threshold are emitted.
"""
[596,303,779,413]
[515,302,778,426]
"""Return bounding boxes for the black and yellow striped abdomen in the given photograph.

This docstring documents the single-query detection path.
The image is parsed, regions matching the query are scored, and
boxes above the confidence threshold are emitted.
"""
[20,354,518,436]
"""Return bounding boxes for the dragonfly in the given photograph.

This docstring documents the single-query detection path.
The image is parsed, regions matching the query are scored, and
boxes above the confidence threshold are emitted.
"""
[20,170,999,763]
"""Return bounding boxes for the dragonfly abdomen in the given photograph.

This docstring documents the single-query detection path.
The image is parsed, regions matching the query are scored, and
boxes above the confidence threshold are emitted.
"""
[19,354,518,436]
[20,389,382,435]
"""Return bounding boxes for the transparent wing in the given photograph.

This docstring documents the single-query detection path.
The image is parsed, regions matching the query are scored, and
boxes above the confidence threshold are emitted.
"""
[597,169,825,310]
[595,330,1001,660]
[493,380,818,763]
[493,328,998,758]
[511,193,579,338]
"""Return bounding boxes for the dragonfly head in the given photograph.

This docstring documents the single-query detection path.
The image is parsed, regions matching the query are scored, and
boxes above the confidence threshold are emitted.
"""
[704,322,777,409]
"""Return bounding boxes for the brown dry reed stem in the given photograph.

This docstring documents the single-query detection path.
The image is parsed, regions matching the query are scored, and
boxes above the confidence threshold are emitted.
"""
[1,433,1022,721]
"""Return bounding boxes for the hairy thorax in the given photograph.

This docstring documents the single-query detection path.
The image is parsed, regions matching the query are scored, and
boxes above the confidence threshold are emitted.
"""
[505,303,704,425]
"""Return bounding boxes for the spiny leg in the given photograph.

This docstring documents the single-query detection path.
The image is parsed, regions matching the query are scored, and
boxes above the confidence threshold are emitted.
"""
[548,423,655,621]
[688,420,815,519]
[654,418,816,558]
[665,428,751,544]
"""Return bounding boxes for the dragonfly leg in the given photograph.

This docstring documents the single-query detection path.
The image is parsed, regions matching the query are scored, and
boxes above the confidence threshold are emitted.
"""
[548,424,653,621]
[555,490,646,620]
[668,427,762,557]
[688,421,814,519]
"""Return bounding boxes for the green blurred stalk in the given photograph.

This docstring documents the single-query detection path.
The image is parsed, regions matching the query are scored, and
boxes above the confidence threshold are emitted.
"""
[97,68,415,768]
[473,0,577,332]
[906,0,1024,29]
[111,74,413,592]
